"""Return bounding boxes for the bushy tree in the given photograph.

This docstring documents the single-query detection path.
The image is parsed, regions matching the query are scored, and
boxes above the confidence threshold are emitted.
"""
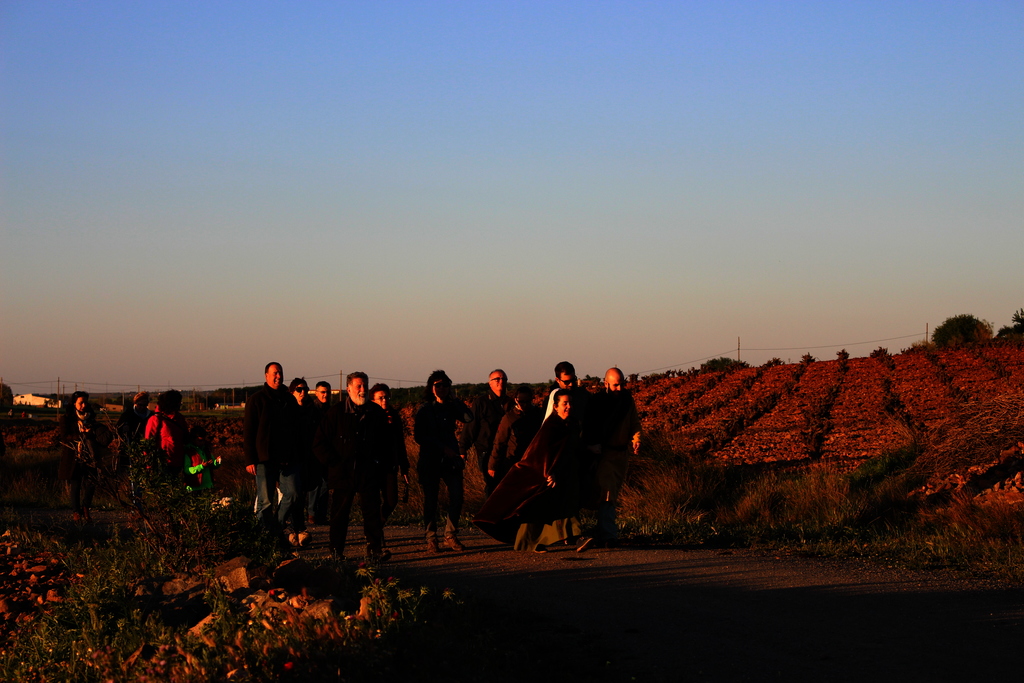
[701,357,748,372]
[932,314,993,347]
[997,308,1024,338]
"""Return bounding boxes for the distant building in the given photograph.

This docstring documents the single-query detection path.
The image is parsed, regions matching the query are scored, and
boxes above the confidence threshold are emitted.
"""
[13,394,61,408]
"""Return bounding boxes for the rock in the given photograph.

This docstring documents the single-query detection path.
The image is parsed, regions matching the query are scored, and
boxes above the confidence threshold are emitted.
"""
[273,558,314,593]
[303,598,342,620]
[162,575,204,596]
[214,557,267,593]
[356,595,373,621]
[189,613,217,636]
[305,565,345,598]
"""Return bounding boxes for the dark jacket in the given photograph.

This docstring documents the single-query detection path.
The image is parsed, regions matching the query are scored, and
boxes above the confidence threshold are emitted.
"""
[116,406,152,444]
[313,396,388,489]
[582,389,641,506]
[459,391,512,457]
[414,398,473,472]
[377,405,410,475]
[305,396,331,481]
[58,404,98,481]
[490,404,543,473]
[243,383,294,466]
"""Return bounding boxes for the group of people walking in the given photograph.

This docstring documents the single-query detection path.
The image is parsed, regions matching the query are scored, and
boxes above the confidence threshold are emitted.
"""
[55,359,641,562]
[243,365,409,561]
[244,360,641,561]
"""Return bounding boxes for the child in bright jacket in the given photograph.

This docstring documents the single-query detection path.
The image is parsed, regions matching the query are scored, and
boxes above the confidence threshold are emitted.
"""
[184,425,221,492]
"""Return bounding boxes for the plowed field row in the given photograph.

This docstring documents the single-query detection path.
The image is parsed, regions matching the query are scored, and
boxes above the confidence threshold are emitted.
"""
[633,345,1024,469]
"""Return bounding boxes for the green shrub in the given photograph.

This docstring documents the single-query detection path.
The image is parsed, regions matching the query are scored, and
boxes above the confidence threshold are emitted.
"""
[932,314,993,347]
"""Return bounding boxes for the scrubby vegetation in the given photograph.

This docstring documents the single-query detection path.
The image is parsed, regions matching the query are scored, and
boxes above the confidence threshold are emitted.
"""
[617,392,1024,581]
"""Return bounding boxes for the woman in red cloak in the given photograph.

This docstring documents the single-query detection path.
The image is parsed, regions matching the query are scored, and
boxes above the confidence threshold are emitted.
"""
[474,389,581,553]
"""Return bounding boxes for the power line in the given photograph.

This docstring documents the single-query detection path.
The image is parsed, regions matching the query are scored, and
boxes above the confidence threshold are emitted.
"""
[637,348,738,376]
[743,332,922,352]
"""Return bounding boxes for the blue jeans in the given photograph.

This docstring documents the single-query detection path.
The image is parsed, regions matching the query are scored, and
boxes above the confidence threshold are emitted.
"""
[596,500,618,541]
[306,475,329,523]
[254,463,279,533]
[277,463,304,532]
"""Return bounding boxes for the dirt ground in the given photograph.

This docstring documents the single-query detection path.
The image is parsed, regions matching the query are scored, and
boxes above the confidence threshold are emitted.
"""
[343,524,1024,683]
[12,510,1024,682]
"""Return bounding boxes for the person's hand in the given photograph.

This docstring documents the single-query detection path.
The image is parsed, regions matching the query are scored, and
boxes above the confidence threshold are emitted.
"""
[246,464,256,476]
[545,475,556,488]
[632,440,641,455]
[487,469,496,478]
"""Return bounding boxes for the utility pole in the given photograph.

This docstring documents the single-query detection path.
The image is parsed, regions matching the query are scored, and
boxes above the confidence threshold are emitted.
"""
[737,337,741,362]
[925,323,929,343]
[340,370,344,395]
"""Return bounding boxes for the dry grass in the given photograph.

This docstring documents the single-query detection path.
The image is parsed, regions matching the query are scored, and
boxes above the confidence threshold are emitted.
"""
[913,392,1024,480]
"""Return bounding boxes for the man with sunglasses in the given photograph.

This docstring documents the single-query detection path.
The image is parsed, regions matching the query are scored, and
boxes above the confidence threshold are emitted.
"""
[544,361,591,425]
[459,369,512,497]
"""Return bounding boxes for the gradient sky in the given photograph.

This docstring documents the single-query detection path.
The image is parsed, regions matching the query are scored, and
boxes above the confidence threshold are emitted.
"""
[2,1,1022,393]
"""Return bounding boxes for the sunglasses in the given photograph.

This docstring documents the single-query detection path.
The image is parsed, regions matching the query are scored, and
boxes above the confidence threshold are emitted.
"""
[294,387,308,393]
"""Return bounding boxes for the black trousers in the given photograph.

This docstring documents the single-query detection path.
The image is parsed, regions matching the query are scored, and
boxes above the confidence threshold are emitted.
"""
[329,475,383,557]
[418,460,464,541]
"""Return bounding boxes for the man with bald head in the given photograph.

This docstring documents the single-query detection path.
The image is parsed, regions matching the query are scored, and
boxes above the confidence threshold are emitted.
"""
[579,367,641,550]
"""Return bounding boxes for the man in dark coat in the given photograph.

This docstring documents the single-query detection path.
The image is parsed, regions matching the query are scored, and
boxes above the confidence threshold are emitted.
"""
[489,384,543,487]
[580,367,641,549]
[116,391,152,445]
[313,372,389,561]
[243,362,296,540]
[414,370,473,553]
[369,383,410,528]
[305,381,332,526]
[459,369,512,496]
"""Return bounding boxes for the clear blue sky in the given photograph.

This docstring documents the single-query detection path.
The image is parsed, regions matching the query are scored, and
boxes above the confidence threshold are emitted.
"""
[2,1,1021,392]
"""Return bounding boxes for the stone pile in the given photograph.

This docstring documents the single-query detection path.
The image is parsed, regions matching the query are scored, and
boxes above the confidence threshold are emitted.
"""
[0,531,72,644]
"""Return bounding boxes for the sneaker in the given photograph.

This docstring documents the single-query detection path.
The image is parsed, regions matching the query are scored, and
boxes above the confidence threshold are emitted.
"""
[533,544,548,554]
[444,536,465,552]
[426,538,440,554]
[297,531,311,547]
[576,537,595,553]
[288,532,300,547]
